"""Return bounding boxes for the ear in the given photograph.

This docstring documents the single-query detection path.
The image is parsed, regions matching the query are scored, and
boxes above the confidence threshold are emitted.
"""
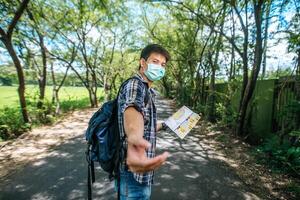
[139,58,146,70]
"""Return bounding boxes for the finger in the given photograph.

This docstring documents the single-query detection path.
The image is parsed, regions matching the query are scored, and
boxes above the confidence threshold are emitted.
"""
[142,152,169,170]
[131,157,165,173]
[129,152,169,173]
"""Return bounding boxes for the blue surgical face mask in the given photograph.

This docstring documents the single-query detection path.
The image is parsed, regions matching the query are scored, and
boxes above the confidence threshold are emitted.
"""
[144,63,166,81]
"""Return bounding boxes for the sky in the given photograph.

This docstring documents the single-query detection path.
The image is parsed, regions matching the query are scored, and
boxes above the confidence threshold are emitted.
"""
[0,1,297,76]
[264,9,296,73]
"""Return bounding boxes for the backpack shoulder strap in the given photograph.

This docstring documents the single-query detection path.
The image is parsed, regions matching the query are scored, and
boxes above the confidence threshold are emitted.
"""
[131,76,149,106]
[117,76,150,106]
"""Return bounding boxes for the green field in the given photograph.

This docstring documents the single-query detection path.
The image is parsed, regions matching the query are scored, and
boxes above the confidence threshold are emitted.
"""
[0,85,104,108]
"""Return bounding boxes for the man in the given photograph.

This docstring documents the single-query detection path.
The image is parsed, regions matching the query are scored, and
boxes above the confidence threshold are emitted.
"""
[116,44,171,199]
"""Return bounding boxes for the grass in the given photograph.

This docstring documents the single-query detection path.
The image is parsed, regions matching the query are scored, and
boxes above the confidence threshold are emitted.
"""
[0,85,105,141]
[0,85,104,108]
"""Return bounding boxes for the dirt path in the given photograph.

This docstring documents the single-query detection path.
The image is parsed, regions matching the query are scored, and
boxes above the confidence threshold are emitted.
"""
[0,98,262,200]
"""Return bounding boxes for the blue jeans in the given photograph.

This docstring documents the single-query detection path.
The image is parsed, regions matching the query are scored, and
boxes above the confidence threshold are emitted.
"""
[115,170,151,200]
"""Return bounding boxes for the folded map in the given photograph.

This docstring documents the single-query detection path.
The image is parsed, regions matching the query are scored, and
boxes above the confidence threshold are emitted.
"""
[164,106,201,139]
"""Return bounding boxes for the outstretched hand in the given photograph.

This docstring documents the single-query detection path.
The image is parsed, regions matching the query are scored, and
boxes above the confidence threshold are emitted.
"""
[126,135,169,173]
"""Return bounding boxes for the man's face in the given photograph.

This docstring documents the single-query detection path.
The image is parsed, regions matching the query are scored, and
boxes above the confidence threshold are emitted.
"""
[140,52,167,74]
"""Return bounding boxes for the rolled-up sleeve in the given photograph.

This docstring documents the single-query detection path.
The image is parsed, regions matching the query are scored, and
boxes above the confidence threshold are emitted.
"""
[119,79,146,117]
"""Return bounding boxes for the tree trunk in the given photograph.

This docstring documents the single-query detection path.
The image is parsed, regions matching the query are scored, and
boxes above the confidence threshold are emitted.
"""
[207,5,225,122]
[51,62,56,104]
[296,50,300,132]
[37,33,47,108]
[296,50,300,76]
[261,1,271,79]
[103,74,109,102]
[229,44,235,80]
[192,67,203,105]
[229,7,236,80]
[236,0,264,136]
[207,56,216,122]
[188,60,196,106]
[109,73,120,100]
[201,69,206,105]
[88,88,98,108]
[91,70,98,107]
[238,0,249,113]
[0,0,30,123]
[50,62,61,115]
[2,38,30,123]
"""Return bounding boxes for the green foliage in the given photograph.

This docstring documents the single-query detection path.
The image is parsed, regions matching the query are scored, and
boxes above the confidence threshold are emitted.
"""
[289,130,300,137]
[286,182,300,198]
[255,135,300,177]
[0,92,93,141]
[26,95,56,125]
[0,107,31,140]
[253,94,300,177]
[0,76,13,86]
[264,68,293,79]
[60,97,90,112]
[0,65,18,85]
[287,13,300,53]
[213,82,239,128]
[278,99,300,134]
[215,102,237,128]
[0,85,102,108]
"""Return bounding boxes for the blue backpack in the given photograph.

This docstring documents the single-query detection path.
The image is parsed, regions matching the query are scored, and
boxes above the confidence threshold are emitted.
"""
[85,76,149,200]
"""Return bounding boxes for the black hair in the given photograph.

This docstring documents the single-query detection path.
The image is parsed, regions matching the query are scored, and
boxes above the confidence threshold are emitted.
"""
[139,44,170,69]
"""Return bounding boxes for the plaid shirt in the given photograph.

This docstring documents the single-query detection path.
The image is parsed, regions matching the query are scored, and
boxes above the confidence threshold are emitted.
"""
[117,73,157,185]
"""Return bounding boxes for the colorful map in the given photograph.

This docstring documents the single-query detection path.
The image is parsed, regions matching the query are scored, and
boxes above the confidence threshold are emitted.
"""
[165,106,201,139]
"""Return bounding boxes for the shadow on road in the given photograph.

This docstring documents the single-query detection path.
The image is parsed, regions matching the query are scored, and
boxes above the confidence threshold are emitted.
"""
[0,97,261,200]
[0,134,116,200]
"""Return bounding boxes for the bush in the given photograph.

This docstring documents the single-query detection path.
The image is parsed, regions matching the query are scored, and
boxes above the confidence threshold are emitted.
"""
[60,97,90,112]
[25,93,57,125]
[0,95,92,141]
[0,107,31,139]
[215,102,237,128]
[255,134,300,177]
[0,76,13,86]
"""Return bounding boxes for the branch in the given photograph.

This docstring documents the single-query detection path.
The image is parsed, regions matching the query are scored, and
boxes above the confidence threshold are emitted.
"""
[7,0,30,39]
[223,0,247,34]
[0,27,6,37]
[170,1,243,58]
[0,27,6,42]
[49,51,88,89]
[57,63,70,91]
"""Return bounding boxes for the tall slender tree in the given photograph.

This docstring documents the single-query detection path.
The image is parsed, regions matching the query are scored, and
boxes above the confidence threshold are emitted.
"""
[0,0,30,123]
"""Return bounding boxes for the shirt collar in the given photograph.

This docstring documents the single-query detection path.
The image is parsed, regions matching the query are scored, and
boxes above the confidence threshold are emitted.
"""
[135,72,148,84]
[135,73,156,95]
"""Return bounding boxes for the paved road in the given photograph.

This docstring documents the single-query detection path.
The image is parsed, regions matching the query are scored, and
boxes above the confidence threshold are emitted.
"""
[0,98,260,200]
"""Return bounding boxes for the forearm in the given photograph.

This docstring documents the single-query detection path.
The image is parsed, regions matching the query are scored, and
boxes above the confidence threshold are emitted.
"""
[124,107,144,141]
[123,107,169,173]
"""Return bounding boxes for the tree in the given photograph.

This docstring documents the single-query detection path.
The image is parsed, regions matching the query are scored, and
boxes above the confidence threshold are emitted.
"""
[287,12,300,75]
[24,4,49,109]
[155,0,273,135]
[46,0,130,107]
[236,0,265,136]
[0,0,31,123]
[207,2,226,122]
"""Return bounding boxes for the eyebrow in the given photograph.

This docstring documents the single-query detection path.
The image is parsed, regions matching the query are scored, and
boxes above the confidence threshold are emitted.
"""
[152,58,166,65]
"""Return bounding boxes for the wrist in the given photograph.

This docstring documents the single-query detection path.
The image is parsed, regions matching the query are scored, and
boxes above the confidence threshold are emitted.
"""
[161,122,167,131]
